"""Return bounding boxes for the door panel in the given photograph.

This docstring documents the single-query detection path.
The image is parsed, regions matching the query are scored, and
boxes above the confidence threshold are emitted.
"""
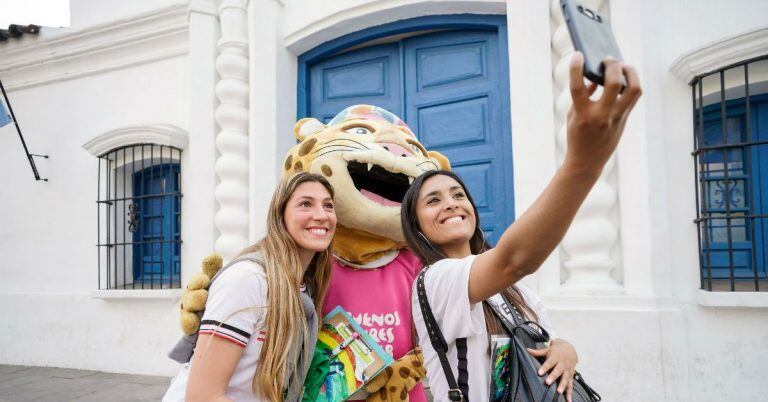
[310,43,402,122]
[404,30,513,243]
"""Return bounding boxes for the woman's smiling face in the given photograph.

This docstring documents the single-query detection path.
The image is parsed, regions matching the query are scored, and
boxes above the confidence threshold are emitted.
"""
[415,174,476,257]
[284,181,337,257]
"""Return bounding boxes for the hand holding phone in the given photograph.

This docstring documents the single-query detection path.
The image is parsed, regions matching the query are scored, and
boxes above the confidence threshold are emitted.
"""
[564,52,641,174]
[560,0,626,87]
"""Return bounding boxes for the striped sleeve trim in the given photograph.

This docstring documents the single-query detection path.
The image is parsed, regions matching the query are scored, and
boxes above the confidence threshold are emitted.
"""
[199,320,250,347]
[199,330,248,348]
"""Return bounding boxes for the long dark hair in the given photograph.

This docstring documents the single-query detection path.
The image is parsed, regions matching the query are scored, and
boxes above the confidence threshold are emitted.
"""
[401,170,539,334]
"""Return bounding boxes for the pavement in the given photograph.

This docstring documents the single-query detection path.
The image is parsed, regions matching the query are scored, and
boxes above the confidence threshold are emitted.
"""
[0,365,172,402]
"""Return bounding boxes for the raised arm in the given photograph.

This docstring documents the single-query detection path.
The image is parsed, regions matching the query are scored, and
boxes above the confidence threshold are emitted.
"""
[468,52,642,304]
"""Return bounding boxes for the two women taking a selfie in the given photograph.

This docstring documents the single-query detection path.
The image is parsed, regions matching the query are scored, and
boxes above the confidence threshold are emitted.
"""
[167,51,641,401]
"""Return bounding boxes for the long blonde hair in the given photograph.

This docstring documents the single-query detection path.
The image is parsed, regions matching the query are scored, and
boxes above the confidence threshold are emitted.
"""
[237,172,335,401]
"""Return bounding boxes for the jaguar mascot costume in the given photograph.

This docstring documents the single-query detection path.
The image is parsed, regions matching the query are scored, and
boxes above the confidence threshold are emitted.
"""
[179,105,450,401]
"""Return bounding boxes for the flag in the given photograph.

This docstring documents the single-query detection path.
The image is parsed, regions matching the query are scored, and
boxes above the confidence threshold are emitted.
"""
[0,97,11,128]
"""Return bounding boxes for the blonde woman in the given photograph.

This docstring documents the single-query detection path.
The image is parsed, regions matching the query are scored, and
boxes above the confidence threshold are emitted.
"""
[164,172,337,402]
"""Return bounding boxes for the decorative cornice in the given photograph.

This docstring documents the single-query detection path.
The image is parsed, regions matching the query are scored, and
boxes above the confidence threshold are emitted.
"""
[284,0,505,55]
[82,124,189,157]
[0,3,190,91]
[670,25,768,84]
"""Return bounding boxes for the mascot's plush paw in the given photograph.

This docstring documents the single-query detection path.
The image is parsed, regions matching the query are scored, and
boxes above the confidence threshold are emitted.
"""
[178,253,223,335]
[180,310,201,335]
[186,273,210,291]
[201,253,223,279]
[365,347,426,402]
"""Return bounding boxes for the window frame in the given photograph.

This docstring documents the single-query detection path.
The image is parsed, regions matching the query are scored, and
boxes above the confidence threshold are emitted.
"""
[96,144,183,290]
[692,56,768,292]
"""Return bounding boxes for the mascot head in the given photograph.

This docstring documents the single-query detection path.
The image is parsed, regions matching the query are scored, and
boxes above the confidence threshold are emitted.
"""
[283,105,450,265]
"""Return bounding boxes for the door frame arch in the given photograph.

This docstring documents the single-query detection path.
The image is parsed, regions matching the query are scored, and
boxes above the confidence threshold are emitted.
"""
[297,14,510,119]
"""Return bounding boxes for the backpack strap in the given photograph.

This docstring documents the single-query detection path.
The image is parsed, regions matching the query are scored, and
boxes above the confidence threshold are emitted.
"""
[415,267,468,402]
[167,253,266,364]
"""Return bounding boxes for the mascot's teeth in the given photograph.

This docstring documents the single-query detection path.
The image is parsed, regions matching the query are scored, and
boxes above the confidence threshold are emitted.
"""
[367,163,374,171]
[408,177,414,184]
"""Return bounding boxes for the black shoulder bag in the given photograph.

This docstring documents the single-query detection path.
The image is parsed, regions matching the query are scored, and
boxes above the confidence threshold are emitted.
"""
[484,292,601,402]
[416,268,601,402]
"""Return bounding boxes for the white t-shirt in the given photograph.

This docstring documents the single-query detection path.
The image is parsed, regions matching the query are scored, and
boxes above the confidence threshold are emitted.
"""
[411,255,557,402]
[164,260,269,402]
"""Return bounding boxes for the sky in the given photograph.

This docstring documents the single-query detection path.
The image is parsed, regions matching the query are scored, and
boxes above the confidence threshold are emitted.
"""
[0,0,70,28]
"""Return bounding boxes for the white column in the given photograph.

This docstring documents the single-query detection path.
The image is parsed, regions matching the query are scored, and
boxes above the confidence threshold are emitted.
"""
[248,0,284,242]
[214,0,250,260]
[550,0,623,294]
[184,0,219,282]
[610,0,657,297]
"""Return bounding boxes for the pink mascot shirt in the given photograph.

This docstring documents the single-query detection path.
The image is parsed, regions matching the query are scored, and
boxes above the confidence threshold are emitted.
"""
[322,250,426,402]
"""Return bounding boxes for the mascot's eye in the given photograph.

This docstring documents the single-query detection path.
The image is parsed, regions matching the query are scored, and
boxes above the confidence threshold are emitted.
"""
[345,126,372,135]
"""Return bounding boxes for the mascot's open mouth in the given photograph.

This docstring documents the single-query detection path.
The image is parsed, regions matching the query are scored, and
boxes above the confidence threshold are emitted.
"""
[347,161,410,207]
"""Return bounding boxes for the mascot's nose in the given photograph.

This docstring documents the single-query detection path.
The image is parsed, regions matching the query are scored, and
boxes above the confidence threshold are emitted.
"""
[379,142,413,158]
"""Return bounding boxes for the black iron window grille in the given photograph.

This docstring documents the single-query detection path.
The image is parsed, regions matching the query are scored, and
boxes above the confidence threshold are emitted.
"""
[97,144,182,290]
[692,55,768,292]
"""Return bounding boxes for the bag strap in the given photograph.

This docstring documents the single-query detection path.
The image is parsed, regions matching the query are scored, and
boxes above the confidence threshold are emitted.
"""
[209,252,265,284]
[415,267,467,402]
[485,293,550,344]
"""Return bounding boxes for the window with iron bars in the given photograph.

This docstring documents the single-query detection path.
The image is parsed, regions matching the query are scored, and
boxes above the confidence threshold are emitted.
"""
[692,55,768,292]
[96,144,182,289]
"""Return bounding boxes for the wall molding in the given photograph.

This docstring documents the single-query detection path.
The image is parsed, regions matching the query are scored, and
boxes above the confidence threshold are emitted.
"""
[285,0,505,55]
[696,289,768,308]
[0,3,190,91]
[82,124,189,157]
[670,25,768,84]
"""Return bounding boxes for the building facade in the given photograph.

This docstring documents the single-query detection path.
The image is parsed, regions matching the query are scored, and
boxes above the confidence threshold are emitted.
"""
[1,0,766,400]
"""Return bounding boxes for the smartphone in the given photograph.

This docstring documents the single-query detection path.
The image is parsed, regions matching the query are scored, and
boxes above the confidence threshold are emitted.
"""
[559,0,625,87]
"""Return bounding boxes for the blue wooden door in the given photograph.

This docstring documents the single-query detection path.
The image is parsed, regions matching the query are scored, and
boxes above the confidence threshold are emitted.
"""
[306,27,513,243]
[700,96,768,279]
[132,164,181,283]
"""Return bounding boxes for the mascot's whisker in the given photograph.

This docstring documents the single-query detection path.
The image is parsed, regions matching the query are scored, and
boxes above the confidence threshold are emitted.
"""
[321,138,371,150]
[315,148,360,159]
[312,144,365,155]
[416,160,439,171]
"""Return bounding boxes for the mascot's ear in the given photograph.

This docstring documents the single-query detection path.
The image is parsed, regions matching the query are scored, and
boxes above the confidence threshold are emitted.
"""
[294,118,326,141]
[428,150,451,171]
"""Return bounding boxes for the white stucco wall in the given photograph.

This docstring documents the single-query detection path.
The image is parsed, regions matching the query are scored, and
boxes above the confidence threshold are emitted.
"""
[0,0,766,400]
[0,1,220,376]
[642,1,768,400]
[0,57,190,375]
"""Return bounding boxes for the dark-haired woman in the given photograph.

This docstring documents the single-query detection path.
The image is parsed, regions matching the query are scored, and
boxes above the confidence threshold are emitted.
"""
[401,53,641,402]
